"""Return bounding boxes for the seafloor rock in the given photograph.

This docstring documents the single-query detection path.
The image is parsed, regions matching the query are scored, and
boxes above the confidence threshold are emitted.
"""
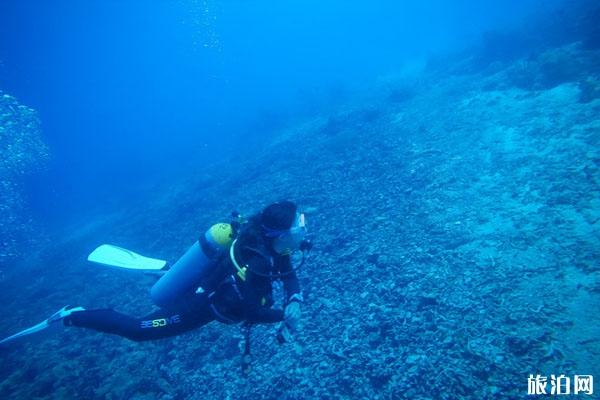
[500,42,600,91]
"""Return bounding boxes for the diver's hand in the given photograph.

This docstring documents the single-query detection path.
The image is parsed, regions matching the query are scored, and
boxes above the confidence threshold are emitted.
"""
[284,301,301,331]
[277,301,301,344]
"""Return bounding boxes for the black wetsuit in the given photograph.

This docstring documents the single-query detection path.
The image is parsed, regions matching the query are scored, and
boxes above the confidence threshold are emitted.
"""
[64,234,301,342]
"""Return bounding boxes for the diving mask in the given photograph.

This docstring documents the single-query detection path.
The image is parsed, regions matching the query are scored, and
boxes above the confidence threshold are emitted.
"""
[265,213,307,255]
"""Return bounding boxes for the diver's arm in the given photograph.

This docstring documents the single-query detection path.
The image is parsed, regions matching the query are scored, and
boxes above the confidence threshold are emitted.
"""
[277,255,302,303]
[273,255,302,343]
[239,254,286,324]
[242,281,284,323]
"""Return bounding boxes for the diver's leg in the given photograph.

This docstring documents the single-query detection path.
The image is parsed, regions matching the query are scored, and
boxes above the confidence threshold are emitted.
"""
[64,295,215,342]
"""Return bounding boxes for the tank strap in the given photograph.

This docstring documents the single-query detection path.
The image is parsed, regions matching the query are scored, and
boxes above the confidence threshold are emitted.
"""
[244,246,274,267]
[207,275,244,324]
[209,303,238,324]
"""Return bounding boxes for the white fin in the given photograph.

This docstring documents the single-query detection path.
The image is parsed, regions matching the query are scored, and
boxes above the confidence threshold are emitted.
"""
[88,245,167,271]
[0,306,84,347]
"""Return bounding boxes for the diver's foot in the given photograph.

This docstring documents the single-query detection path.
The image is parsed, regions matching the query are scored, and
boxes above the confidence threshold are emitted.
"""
[47,305,86,324]
[0,305,85,347]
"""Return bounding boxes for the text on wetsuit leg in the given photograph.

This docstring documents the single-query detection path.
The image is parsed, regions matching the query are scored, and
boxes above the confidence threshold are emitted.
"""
[140,315,181,329]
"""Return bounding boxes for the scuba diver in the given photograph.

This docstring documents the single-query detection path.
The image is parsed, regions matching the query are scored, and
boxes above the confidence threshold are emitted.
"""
[0,201,310,359]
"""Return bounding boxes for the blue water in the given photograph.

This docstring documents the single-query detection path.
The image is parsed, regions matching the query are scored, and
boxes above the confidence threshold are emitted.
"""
[1,0,599,399]
[0,0,553,226]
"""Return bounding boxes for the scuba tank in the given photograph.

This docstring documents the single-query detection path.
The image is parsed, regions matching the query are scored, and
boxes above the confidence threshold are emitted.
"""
[150,223,234,308]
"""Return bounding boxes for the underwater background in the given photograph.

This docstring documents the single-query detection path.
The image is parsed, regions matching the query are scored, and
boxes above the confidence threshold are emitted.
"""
[1,0,599,399]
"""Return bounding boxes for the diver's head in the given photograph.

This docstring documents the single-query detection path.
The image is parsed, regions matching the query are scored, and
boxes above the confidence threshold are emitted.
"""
[261,201,307,255]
